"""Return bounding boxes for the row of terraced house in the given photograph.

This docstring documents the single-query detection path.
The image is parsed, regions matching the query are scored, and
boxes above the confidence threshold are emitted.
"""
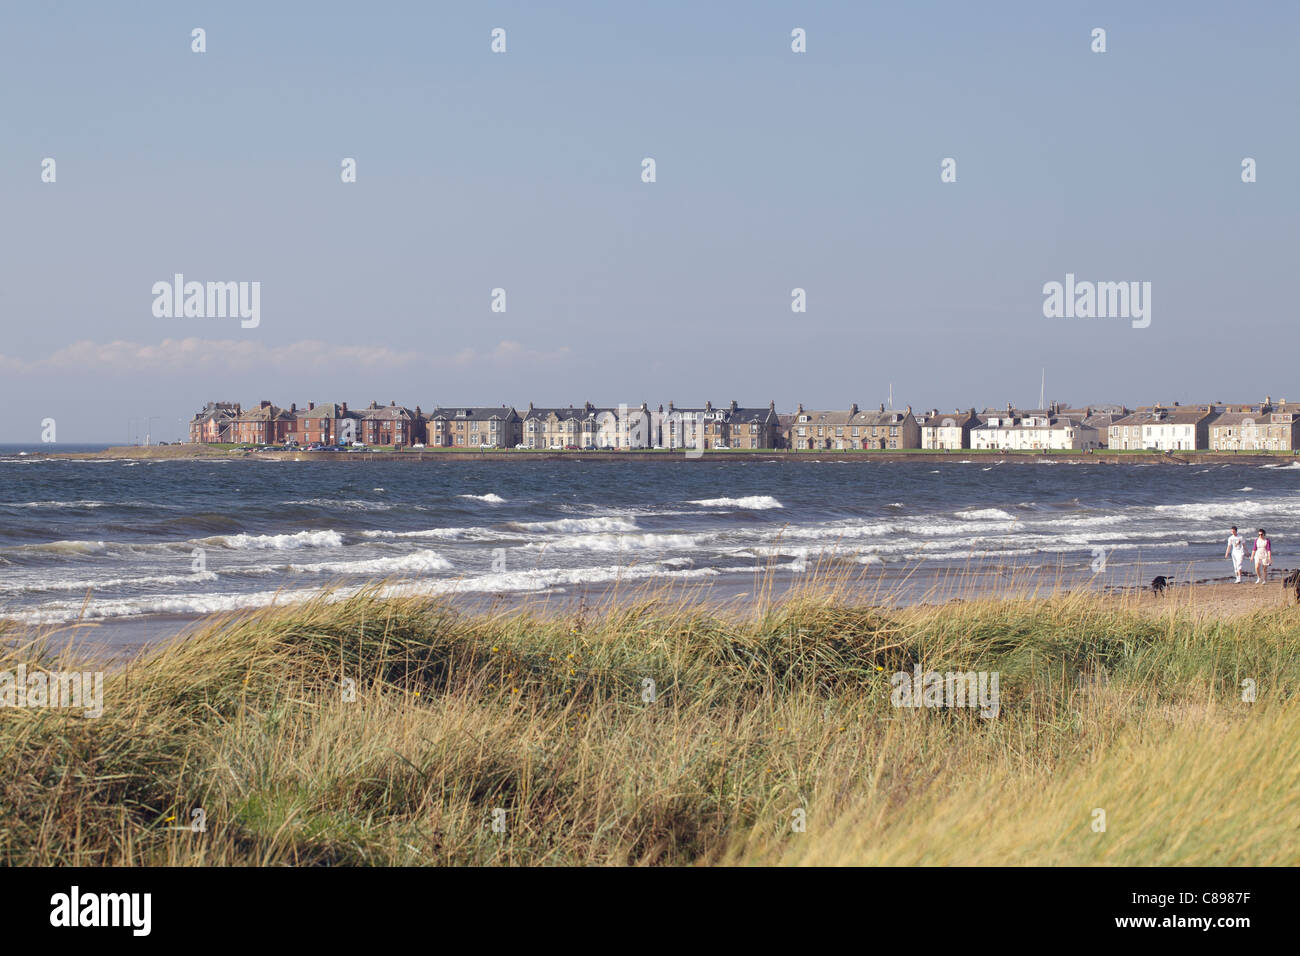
[186,399,786,449]
[187,396,1300,452]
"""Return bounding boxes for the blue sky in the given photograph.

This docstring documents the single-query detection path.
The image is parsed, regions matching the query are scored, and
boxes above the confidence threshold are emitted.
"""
[2,1,1296,441]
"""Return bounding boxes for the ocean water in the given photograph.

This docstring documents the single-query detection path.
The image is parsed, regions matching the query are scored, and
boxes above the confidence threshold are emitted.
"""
[2,446,1298,644]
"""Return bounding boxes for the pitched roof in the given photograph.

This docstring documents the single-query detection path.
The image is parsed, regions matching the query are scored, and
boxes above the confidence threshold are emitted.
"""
[920,410,978,430]
[360,401,416,421]
[431,406,520,422]
[851,408,914,427]
[1110,406,1211,428]
[728,405,779,425]
[190,402,240,423]
[296,402,349,420]
[974,412,1095,431]
[236,404,293,422]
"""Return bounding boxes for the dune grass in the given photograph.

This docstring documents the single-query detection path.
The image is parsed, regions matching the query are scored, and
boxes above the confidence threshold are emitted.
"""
[0,572,1296,866]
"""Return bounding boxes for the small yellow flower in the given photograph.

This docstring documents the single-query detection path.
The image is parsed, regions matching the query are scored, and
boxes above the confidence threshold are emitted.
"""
[164,816,176,823]
[491,646,499,653]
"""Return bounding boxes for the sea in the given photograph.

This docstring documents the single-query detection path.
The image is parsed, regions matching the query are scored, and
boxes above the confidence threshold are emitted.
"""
[3,445,1298,654]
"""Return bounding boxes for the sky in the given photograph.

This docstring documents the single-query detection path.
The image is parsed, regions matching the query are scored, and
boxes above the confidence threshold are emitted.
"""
[2,1,1297,442]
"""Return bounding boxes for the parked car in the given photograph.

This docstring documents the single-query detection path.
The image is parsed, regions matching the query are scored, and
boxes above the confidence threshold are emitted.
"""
[515,443,528,450]
[351,441,366,448]
[412,443,425,449]
[714,444,729,450]
[564,444,579,450]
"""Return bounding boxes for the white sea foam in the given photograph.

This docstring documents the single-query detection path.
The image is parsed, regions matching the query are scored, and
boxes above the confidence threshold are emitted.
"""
[688,496,783,510]
[388,561,723,597]
[515,516,639,533]
[288,549,453,575]
[0,570,219,595]
[459,493,507,503]
[283,498,395,511]
[7,586,330,624]
[519,532,709,553]
[360,526,503,542]
[954,508,1019,521]
[199,530,344,550]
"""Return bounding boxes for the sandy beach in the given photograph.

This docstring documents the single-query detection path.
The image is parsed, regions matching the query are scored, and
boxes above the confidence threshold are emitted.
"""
[1121,575,1298,620]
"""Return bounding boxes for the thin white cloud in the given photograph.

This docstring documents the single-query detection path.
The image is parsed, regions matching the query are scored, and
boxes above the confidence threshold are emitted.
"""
[0,338,571,375]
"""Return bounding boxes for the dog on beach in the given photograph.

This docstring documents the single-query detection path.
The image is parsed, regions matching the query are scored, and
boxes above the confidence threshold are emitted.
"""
[1151,575,1172,595]
[1283,569,1300,603]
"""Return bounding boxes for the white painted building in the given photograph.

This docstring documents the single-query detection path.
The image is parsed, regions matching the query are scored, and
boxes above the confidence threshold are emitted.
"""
[1108,405,1211,451]
[972,409,1100,450]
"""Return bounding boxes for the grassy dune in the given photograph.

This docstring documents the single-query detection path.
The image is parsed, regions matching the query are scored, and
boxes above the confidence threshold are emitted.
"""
[1,577,1296,866]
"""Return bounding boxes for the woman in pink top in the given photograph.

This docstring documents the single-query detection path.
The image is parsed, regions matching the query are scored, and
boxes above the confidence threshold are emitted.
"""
[1253,529,1272,584]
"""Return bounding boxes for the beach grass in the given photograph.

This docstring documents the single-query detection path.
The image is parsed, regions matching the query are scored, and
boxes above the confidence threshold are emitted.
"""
[1,570,1296,866]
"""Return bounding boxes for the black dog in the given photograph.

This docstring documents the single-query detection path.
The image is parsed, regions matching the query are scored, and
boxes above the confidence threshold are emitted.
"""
[1151,575,1172,595]
[1283,569,1300,603]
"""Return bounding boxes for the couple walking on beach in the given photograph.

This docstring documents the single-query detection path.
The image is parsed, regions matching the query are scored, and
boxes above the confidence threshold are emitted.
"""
[1225,526,1272,584]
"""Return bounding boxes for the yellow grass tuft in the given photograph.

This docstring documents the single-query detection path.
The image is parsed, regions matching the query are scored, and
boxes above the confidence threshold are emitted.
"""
[0,570,1295,865]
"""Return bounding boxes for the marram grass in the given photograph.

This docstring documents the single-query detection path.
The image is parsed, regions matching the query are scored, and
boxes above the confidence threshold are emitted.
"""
[0,574,1296,866]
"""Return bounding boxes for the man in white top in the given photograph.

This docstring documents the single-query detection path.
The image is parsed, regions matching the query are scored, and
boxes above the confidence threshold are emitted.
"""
[1225,525,1245,583]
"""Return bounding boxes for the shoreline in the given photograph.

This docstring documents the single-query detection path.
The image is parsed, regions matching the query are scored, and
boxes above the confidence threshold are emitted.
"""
[12,565,1296,664]
[27,445,1300,465]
